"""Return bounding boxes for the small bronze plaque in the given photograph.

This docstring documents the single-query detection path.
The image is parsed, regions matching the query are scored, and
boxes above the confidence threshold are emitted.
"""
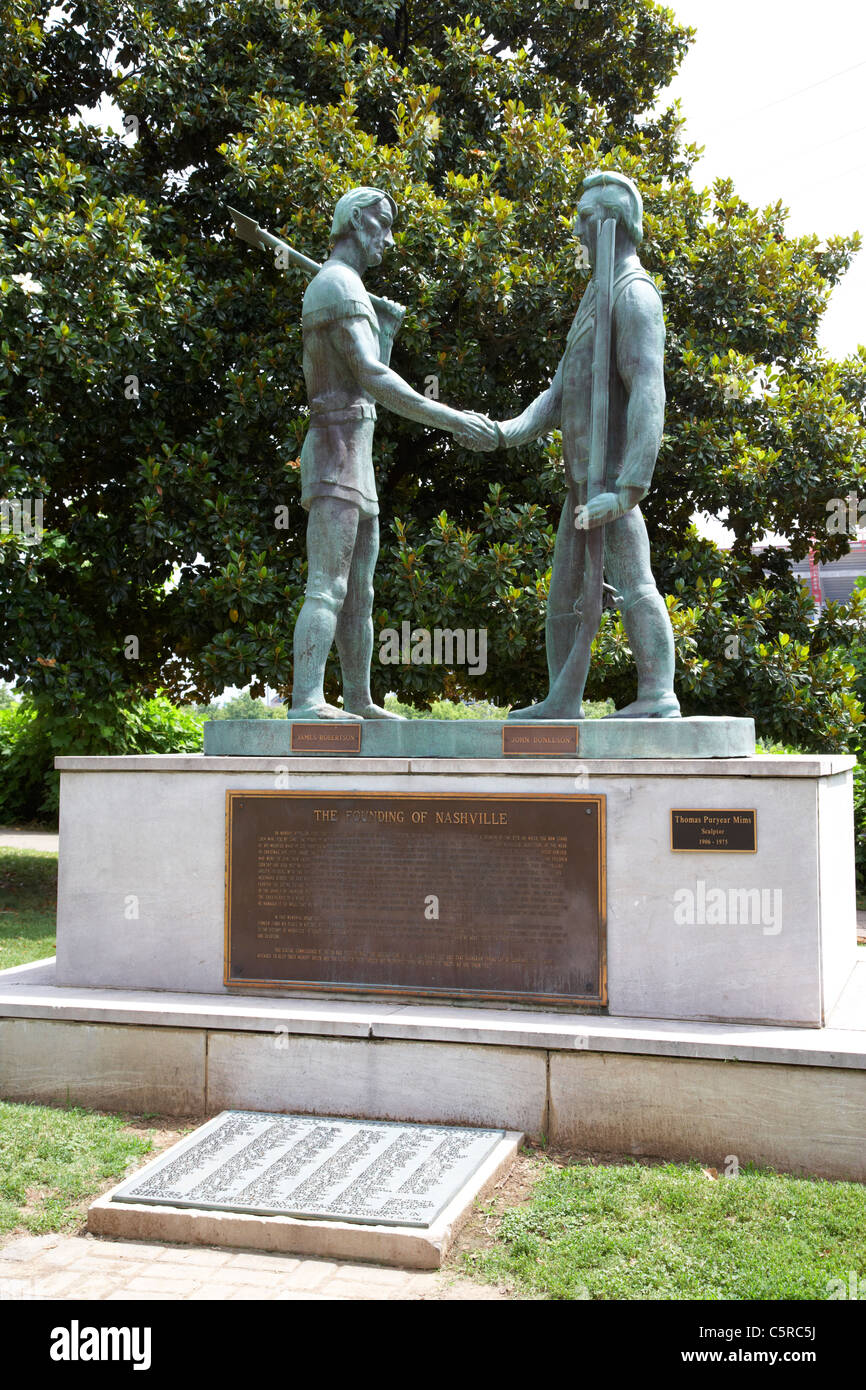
[225,792,606,1007]
[290,723,361,754]
[502,725,579,756]
[671,809,757,853]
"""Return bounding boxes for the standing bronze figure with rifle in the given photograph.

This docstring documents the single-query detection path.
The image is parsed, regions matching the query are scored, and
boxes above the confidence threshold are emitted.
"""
[492,170,680,721]
[229,188,498,721]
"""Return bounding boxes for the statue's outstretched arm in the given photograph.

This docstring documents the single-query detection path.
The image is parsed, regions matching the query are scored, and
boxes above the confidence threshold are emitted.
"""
[339,318,497,448]
[497,357,565,449]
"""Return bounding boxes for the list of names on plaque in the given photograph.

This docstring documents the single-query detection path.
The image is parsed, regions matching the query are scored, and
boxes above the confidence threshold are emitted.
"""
[226,792,605,1006]
[113,1111,507,1229]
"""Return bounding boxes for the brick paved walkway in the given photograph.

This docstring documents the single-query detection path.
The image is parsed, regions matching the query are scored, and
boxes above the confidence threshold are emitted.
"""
[0,1233,508,1300]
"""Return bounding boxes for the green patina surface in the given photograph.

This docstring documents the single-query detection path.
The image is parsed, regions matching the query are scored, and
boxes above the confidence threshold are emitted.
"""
[204,716,756,759]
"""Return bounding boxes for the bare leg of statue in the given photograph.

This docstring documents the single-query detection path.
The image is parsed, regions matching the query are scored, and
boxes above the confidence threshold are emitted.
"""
[290,497,363,721]
[337,515,401,719]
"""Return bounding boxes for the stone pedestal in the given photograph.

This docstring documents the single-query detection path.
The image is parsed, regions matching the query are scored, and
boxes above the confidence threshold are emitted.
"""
[0,747,860,1182]
[51,751,857,1028]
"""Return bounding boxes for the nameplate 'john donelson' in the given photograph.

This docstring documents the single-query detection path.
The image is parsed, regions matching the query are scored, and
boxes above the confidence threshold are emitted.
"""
[671,809,757,853]
[225,791,606,1007]
[290,723,361,754]
[502,725,579,756]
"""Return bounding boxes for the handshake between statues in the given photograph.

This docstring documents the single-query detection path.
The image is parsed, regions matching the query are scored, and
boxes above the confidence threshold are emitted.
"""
[236,175,678,723]
[449,410,500,452]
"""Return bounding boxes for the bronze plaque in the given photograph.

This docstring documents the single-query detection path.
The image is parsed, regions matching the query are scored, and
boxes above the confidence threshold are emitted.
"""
[290,723,361,754]
[671,809,757,853]
[502,725,579,756]
[225,792,606,1007]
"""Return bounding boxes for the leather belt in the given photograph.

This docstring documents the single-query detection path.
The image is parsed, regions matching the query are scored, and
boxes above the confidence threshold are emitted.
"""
[309,403,377,426]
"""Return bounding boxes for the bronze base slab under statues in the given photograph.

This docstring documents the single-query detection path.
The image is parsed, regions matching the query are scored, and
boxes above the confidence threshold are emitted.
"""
[203,715,756,760]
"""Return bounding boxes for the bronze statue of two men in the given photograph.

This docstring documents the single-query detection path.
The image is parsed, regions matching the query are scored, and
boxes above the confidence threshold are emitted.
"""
[289,173,679,722]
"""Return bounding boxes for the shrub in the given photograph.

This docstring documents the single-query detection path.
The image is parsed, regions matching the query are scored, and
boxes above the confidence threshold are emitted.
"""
[198,691,286,720]
[0,694,202,826]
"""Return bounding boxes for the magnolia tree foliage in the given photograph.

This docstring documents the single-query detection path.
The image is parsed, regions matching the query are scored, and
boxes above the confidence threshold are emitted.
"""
[1,0,865,750]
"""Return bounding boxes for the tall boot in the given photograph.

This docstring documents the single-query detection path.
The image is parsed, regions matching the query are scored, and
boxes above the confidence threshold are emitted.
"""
[612,589,680,719]
[546,611,580,687]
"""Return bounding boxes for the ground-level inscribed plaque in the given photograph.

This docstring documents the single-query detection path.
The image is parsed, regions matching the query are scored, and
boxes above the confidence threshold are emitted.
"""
[111,1111,507,1229]
[501,724,579,756]
[671,809,757,853]
[225,791,606,1006]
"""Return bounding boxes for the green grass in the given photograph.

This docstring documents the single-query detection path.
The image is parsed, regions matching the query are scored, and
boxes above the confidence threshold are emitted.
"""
[0,847,58,970]
[465,1157,866,1300]
[0,1101,153,1237]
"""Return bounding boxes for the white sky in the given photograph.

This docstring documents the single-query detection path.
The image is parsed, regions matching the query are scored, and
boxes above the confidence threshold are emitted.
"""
[660,0,865,361]
[661,0,866,545]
